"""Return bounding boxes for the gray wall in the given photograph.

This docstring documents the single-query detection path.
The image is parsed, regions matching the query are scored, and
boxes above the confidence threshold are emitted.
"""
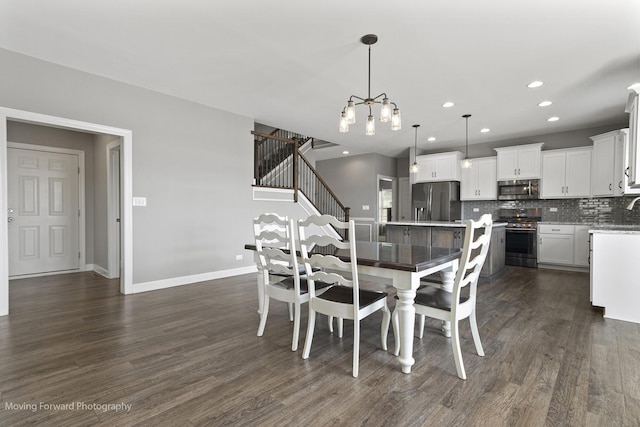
[1,47,310,285]
[316,153,396,219]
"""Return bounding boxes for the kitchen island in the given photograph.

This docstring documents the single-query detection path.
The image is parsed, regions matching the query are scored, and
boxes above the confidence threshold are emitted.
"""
[385,220,507,280]
[589,226,640,324]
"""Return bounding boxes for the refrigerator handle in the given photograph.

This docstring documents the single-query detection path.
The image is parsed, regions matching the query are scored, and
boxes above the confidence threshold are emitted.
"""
[428,186,433,220]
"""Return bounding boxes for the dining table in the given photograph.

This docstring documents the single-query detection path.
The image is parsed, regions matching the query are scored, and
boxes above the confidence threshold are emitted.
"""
[245,240,461,374]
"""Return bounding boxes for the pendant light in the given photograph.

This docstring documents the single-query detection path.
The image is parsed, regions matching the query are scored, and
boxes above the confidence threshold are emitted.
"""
[461,114,472,169]
[409,124,420,174]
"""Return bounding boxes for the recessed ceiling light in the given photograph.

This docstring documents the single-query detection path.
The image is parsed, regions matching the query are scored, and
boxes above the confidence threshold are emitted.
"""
[342,150,349,155]
[480,128,490,133]
[548,116,559,122]
[528,81,544,88]
[442,102,455,108]
[538,100,552,107]
[427,137,436,142]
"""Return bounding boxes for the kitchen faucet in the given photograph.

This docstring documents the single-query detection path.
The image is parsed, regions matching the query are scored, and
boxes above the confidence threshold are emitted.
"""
[626,196,640,210]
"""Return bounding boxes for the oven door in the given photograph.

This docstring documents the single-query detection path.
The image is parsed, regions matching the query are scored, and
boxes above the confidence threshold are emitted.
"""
[505,228,537,268]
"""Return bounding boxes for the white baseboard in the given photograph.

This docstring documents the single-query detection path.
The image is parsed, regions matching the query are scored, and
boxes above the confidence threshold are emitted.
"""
[91,264,110,278]
[131,265,258,294]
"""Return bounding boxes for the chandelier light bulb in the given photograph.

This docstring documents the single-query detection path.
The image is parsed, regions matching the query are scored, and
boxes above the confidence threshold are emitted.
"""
[391,108,402,131]
[339,111,349,133]
[365,115,376,135]
[346,100,356,124]
[380,97,391,122]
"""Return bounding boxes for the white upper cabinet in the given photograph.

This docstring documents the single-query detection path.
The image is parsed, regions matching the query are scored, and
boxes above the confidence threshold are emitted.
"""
[627,87,640,188]
[414,151,463,183]
[495,143,543,180]
[591,129,639,196]
[460,157,497,200]
[541,147,591,198]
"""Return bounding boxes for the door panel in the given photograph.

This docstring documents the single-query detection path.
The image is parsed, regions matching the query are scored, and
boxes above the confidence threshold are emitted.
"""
[8,148,80,276]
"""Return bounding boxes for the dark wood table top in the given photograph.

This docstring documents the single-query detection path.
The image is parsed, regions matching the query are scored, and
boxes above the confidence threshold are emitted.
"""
[245,241,461,273]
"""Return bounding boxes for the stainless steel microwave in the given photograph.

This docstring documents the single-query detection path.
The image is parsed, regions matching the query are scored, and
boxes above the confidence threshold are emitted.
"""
[498,179,540,200]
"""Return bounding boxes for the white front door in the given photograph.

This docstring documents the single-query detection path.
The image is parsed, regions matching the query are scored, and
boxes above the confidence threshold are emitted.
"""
[7,147,80,276]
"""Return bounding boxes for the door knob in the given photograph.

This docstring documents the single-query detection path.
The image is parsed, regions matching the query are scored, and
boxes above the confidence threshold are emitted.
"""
[7,208,14,213]
[8,217,14,222]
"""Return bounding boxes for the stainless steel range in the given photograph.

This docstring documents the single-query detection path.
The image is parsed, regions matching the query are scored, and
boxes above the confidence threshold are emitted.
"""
[499,208,541,268]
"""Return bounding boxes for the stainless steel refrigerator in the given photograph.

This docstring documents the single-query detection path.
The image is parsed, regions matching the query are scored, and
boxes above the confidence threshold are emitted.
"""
[412,181,461,221]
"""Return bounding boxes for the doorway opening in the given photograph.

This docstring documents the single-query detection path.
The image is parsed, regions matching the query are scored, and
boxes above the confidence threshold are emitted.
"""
[377,175,397,242]
[0,107,133,316]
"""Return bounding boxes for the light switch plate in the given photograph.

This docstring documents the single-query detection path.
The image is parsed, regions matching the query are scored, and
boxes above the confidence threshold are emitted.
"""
[133,197,147,207]
[362,205,370,211]
[473,208,480,212]
[549,207,558,212]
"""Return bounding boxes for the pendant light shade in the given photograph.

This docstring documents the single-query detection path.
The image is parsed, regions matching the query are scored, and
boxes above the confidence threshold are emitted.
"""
[339,34,401,135]
[410,124,420,174]
[461,114,472,169]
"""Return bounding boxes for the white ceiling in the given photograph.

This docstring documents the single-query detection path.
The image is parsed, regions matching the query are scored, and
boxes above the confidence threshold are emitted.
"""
[1,0,639,160]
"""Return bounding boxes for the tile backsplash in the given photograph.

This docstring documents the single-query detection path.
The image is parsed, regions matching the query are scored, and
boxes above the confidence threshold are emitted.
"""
[462,196,640,225]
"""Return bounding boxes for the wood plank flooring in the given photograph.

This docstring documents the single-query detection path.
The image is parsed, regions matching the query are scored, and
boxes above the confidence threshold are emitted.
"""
[0,267,639,426]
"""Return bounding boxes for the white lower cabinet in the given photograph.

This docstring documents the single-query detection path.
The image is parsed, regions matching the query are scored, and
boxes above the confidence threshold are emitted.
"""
[538,224,590,268]
[538,224,575,265]
[591,232,640,323]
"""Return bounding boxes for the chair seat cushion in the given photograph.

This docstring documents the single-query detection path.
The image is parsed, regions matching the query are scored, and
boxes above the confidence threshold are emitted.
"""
[270,276,332,293]
[414,288,469,311]
[317,285,388,307]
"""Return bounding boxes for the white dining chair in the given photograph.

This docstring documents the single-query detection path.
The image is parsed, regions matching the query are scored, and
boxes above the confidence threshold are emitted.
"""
[391,214,493,379]
[253,212,332,351]
[298,214,391,378]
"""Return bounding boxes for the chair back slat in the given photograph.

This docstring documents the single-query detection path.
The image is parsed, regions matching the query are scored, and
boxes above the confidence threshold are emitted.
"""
[451,214,493,314]
[253,213,299,289]
[299,215,359,311]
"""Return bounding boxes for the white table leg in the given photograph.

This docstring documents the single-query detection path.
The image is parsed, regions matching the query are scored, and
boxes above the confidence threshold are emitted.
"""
[396,288,417,374]
[439,262,457,338]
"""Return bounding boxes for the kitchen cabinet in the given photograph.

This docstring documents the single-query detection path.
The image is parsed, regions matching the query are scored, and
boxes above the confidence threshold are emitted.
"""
[574,225,591,267]
[540,147,591,198]
[590,129,640,196]
[537,223,591,268]
[591,231,640,323]
[415,152,463,183]
[627,87,640,188]
[538,224,575,266]
[591,130,626,196]
[460,157,497,200]
[495,143,543,180]
[431,227,465,249]
[385,225,430,246]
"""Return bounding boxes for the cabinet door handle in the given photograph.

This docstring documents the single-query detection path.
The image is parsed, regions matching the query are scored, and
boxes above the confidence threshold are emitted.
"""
[625,166,630,178]
[619,181,623,189]
[609,183,612,191]
[565,186,568,194]
[514,168,517,176]
[518,168,521,175]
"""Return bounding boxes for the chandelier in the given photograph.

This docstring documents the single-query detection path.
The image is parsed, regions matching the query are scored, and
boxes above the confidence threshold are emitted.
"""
[339,34,401,136]
[410,124,420,174]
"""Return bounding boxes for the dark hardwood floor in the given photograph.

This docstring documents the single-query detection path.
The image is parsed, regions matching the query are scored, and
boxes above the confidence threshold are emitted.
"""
[0,267,639,426]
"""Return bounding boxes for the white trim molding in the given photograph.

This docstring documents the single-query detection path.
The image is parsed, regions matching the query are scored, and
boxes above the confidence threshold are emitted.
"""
[132,266,257,294]
[0,107,134,316]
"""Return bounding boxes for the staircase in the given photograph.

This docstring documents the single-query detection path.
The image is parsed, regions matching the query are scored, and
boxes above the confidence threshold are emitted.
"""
[252,129,350,238]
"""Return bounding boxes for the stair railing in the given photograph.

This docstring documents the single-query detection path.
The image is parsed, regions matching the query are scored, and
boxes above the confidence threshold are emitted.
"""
[252,130,350,239]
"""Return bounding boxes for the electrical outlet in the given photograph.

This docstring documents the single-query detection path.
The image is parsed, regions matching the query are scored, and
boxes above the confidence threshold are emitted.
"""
[549,207,558,212]
[235,255,243,261]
